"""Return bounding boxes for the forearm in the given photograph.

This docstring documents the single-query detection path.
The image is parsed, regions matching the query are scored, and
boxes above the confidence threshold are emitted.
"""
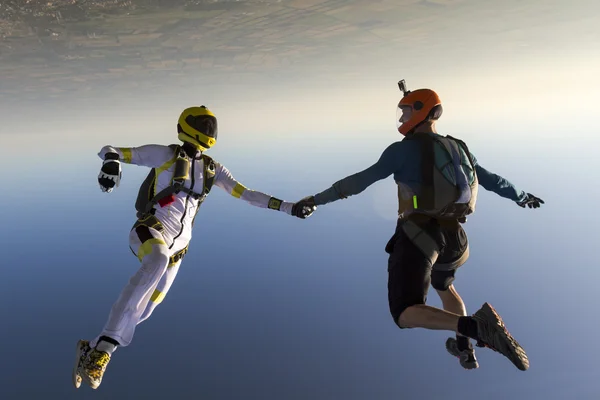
[215,165,293,214]
[313,143,399,206]
[476,165,526,202]
[238,185,294,214]
[314,169,381,206]
[97,144,173,167]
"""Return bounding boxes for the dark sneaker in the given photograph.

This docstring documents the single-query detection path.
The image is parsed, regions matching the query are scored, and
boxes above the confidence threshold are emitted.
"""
[472,302,529,371]
[446,337,479,369]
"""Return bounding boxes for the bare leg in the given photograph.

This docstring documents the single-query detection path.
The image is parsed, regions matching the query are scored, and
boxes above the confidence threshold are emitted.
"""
[437,284,472,346]
[435,284,478,369]
[437,285,468,339]
[436,284,466,316]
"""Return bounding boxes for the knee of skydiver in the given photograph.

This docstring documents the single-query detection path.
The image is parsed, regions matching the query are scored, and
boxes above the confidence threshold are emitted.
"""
[394,303,424,329]
[435,283,457,300]
[431,274,454,292]
[134,249,170,284]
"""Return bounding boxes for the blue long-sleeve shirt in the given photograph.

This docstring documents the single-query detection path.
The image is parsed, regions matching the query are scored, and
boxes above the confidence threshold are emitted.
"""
[313,136,527,206]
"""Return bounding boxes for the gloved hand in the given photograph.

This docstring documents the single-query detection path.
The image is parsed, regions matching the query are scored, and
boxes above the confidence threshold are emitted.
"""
[517,192,544,209]
[292,196,317,219]
[98,153,122,193]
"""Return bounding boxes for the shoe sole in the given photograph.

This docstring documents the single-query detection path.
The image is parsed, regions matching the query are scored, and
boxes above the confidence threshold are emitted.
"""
[445,337,479,370]
[476,303,529,371]
[72,340,86,389]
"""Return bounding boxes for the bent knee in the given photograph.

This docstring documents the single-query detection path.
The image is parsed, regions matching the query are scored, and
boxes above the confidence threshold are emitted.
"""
[431,270,456,291]
[391,302,424,329]
[431,277,454,291]
[141,249,170,273]
[137,237,168,259]
[130,253,169,287]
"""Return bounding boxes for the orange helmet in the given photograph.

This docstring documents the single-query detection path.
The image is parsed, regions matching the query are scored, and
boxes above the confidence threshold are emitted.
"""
[396,80,442,136]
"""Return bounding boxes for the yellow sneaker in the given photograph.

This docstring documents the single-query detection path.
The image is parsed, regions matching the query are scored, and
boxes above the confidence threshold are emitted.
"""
[80,347,112,389]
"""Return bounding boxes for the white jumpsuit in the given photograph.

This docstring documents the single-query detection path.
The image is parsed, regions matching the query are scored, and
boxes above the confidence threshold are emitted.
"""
[91,144,294,347]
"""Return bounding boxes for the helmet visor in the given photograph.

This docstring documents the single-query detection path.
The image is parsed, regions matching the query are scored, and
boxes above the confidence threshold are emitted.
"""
[185,114,218,140]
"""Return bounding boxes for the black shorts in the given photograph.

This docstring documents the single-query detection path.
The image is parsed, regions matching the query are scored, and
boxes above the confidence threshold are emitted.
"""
[385,217,469,325]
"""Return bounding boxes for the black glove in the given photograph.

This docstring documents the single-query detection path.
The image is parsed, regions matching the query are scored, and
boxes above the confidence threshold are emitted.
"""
[517,193,544,209]
[98,153,122,193]
[292,196,317,219]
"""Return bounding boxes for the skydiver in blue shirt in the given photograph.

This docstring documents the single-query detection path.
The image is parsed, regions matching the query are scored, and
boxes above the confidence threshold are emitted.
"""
[294,80,544,371]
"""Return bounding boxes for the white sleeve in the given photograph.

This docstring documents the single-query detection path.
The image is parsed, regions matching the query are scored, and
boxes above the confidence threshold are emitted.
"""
[98,144,174,168]
[213,162,294,215]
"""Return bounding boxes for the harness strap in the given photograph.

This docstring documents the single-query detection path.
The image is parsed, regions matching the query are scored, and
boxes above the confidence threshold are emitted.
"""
[191,154,216,227]
[401,219,440,264]
[142,147,205,214]
[169,245,188,266]
[133,214,165,233]
[130,216,188,266]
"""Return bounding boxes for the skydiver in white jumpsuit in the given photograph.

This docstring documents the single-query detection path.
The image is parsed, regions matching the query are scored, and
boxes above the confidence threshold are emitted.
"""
[72,106,315,390]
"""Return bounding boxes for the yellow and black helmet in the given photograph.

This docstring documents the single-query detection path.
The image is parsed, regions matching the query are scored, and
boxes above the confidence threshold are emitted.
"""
[177,106,218,151]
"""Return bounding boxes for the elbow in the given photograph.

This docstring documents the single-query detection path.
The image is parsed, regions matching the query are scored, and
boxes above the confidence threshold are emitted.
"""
[332,183,348,199]
[332,181,364,199]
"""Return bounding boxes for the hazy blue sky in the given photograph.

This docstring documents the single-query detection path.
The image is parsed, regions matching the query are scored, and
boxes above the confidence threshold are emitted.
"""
[1,0,598,399]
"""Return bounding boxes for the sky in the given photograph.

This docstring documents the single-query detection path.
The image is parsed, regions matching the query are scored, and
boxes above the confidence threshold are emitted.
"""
[0,0,599,399]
